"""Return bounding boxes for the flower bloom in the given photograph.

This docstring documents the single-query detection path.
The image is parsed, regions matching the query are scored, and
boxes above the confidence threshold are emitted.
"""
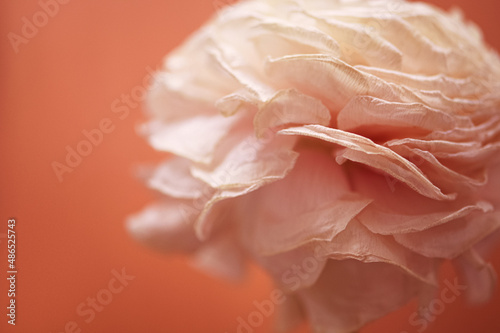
[128,0,500,331]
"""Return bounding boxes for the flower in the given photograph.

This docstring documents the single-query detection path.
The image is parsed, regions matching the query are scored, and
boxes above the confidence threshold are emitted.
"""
[127,0,500,331]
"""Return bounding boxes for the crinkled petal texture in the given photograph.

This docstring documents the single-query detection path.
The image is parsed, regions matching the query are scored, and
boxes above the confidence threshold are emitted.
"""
[128,0,500,332]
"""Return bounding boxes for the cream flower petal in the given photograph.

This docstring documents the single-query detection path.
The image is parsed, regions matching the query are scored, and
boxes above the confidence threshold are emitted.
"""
[251,20,341,59]
[129,0,500,331]
[354,66,489,98]
[253,89,331,138]
[337,95,472,134]
[306,15,404,70]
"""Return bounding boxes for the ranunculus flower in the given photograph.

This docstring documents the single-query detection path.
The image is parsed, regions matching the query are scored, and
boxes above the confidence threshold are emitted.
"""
[128,0,500,331]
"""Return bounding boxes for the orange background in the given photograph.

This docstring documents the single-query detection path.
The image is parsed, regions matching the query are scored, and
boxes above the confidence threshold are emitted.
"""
[1,1,500,332]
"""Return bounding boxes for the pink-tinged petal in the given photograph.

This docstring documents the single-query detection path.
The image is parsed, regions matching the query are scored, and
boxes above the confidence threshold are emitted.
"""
[148,157,208,199]
[251,194,370,256]
[349,166,492,235]
[145,113,243,165]
[436,143,500,177]
[479,162,500,207]
[192,230,247,280]
[298,259,423,333]
[424,115,500,143]
[279,125,455,200]
[314,219,439,285]
[384,139,489,191]
[194,187,253,241]
[453,249,498,304]
[129,0,500,331]
[394,212,500,259]
[238,149,371,255]
[251,245,327,293]
[254,89,331,138]
[360,201,492,236]
[126,202,201,253]
[474,229,500,261]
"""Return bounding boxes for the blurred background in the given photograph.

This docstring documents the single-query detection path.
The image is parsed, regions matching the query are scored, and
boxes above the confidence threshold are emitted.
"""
[1,0,499,332]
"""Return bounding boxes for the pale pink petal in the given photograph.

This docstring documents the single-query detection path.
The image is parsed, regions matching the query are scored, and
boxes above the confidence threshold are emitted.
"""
[129,1,500,332]
[126,202,201,253]
[192,230,247,280]
[251,245,327,293]
[145,113,243,165]
[314,219,439,285]
[279,125,455,200]
[394,212,500,259]
[298,259,423,333]
[237,149,371,255]
[349,166,492,235]
[385,138,489,191]
[148,157,208,199]
[194,187,252,240]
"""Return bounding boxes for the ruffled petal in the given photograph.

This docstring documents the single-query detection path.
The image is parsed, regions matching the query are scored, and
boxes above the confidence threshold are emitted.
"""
[314,219,439,285]
[254,89,331,138]
[349,166,493,235]
[279,125,455,200]
[394,212,500,259]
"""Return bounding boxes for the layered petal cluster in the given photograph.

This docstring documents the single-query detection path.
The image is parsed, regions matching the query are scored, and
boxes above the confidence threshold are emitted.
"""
[128,0,500,331]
